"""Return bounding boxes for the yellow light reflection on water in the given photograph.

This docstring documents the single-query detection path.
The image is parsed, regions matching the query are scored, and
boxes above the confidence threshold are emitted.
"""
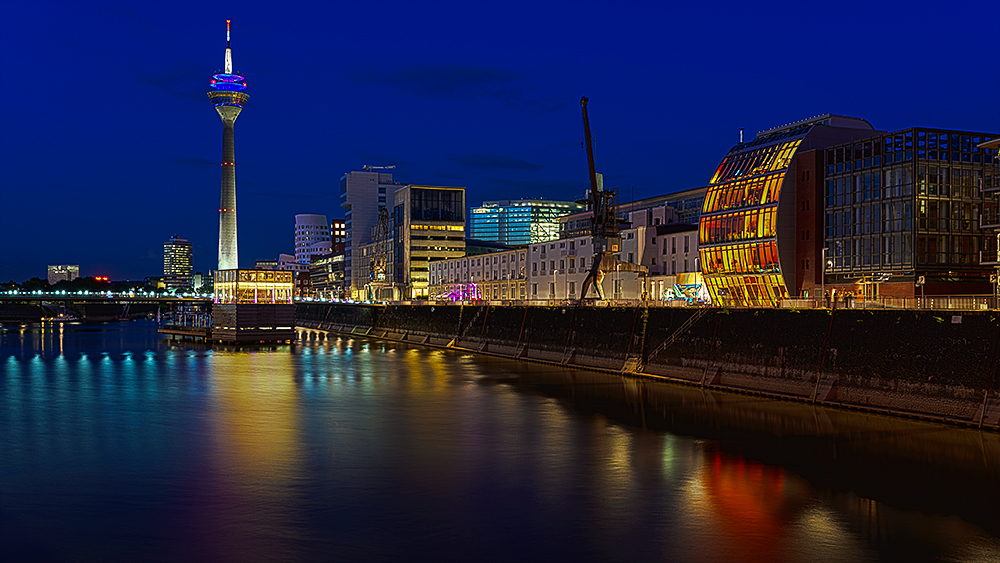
[198,349,302,559]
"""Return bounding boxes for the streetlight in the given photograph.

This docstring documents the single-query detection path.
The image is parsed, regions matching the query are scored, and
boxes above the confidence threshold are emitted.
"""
[821,247,829,307]
[615,263,620,300]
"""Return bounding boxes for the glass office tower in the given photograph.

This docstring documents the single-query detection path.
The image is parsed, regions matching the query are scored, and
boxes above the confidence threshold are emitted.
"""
[469,199,584,246]
[822,128,998,295]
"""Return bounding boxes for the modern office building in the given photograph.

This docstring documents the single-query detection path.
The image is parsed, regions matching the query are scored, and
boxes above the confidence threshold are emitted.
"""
[163,235,194,291]
[47,265,80,286]
[979,137,1000,297]
[393,184,466,299]
[294,214,331,263]
[818,128,999,298]
[699,114,879,307]
[207,20,248,271]
[309,252,345,300]
[469,199,585,245]
[340,168,403,298]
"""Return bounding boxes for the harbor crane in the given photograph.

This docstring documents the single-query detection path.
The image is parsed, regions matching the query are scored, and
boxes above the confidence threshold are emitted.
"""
[578,97,648,301]
[367,206,394,302]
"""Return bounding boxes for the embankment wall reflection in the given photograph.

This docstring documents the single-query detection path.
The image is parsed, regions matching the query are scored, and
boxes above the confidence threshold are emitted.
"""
[506,364,1000,542]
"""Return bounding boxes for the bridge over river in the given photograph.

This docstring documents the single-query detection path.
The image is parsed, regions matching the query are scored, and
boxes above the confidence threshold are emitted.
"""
[0,294,210,322]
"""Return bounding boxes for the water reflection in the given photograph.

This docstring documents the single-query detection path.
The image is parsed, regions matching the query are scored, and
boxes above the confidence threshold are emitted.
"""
[509,366,1000,562]
[1,322,998,563]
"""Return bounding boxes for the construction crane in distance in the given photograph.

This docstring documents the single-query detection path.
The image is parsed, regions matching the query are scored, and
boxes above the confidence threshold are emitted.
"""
[578,96,648,301]
[362,164,396,171]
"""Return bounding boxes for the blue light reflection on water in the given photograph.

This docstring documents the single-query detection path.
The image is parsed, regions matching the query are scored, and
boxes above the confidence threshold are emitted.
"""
[1,320,998,563]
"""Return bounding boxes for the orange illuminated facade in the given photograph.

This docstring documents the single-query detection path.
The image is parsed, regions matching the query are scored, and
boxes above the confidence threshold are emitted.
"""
[700,114,876,307]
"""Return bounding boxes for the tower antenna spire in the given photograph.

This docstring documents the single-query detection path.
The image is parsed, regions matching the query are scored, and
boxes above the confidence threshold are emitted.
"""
[224,20,232,74]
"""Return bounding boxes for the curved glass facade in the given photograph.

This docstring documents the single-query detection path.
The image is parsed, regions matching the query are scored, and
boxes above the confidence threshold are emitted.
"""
[700,137,803,307]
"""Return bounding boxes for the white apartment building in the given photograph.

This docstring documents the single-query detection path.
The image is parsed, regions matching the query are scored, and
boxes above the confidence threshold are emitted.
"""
[429,208,705,303]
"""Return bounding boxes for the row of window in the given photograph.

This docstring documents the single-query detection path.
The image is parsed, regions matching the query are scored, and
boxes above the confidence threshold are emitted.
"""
[825,200,994,236]
[822,234,995,268]
[704,274,786,308]
[703,171,785,214]
[699,207,777,246]
[710,139,802,185]
[700,241,780,277]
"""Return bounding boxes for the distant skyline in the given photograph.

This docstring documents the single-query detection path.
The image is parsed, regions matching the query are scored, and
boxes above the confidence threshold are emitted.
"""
[2,1,999,280]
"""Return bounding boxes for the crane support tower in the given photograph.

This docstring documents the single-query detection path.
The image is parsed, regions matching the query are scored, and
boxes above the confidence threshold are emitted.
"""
[367,206,394,301]
[578,97,648,301]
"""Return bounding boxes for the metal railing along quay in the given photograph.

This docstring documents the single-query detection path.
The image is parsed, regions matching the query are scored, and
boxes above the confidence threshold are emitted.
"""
[366,294,1000,311]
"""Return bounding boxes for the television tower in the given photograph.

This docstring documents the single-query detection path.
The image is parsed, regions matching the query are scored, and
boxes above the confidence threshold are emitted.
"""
[207,20,248,270]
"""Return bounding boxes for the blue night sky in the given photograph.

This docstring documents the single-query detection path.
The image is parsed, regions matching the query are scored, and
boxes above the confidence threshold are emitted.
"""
[1,1,998,281]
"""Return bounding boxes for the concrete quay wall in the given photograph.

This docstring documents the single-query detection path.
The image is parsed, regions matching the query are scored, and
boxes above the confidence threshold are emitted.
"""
[295,303,1000,429]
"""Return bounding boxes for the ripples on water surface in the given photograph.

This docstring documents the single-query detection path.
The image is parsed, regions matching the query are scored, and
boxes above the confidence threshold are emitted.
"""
[1,320,998,562]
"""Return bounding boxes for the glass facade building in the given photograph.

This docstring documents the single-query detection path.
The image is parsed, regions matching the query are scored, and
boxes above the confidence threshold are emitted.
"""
[699,114,876,307]
[394,185,467,298]
[823,128,998,293]
[469,199,585,246]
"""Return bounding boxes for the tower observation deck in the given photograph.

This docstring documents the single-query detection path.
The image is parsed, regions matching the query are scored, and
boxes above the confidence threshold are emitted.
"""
[208,20,248,271]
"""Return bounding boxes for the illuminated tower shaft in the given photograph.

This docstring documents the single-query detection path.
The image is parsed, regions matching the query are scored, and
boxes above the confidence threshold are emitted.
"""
[207,20,249,270]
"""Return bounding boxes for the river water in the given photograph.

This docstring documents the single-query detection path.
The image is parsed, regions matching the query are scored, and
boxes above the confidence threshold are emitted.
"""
[2,320,998,562]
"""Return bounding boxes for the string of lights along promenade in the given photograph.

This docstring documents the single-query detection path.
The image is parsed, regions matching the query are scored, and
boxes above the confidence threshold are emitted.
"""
[207,20,248,271]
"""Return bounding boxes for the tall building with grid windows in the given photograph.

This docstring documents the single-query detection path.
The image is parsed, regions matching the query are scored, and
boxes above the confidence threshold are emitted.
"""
[819,128,999,298]
[469,199,584,246]
[340,169,403,298]
[163,235,194,291]
[394,185,466,299]
[698,114,877,307]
